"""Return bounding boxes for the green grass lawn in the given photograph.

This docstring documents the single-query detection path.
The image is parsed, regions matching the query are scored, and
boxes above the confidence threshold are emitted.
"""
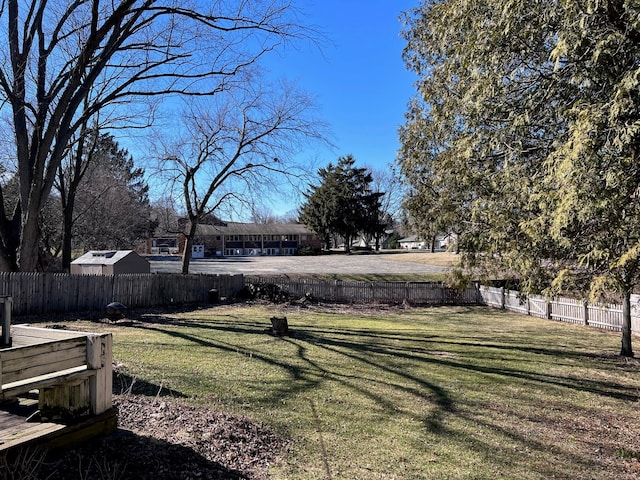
[64,304,640,479]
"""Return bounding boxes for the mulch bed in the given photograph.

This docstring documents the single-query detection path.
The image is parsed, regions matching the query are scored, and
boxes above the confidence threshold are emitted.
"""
[35,395,288,480]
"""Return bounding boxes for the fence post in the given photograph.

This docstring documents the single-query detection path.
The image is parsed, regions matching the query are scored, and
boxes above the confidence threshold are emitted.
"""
[500,286,505,309]
[583,301,589,326]
[1,296,12,347]
[334,280,342,303]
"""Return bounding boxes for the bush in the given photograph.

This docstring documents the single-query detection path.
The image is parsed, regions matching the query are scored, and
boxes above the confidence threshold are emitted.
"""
[236,282,290,303]
[296,246,321,256]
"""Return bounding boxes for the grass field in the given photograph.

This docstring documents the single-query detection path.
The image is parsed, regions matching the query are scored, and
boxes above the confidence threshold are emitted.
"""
[62,304,640,479]
[382,251,460,267]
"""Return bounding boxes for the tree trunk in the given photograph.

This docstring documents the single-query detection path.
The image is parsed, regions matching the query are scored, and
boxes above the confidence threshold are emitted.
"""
[620,289,634,357]
[181,222,197,274]
[270,316,289,335]
[61,200,75,272]
[0,207,20,272]
[17,207,41,272]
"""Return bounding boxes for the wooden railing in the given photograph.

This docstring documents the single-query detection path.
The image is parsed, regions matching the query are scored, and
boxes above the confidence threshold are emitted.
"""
[0,296,11,347]
[1,326,113,421]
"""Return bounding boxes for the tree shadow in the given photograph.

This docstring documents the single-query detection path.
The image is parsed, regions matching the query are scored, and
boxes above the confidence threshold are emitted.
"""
[121,310,638,423]
[294,326,639,401]
[37,428,249,480]
[104,307,640,474]
[112,370,188,398]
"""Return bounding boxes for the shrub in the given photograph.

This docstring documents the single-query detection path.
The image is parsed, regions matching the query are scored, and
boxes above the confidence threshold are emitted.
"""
[236,282,290,303]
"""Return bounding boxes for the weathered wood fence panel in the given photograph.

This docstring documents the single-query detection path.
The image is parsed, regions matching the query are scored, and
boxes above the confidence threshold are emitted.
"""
[478,286,639,334]
[504,290,529,315]
[0,273,245,316]
[480,286,503,308]
[586,303,623,331]
[550,297,585,325]
[5,271,637,336]
[245,276,480,305]
[528,295,549,319]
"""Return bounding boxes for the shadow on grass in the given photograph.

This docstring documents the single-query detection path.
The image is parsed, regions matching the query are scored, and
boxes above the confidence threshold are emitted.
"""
[36,429,248,480]
[107,306,640,479]
[112,370,188,398]
[124,309,637,412]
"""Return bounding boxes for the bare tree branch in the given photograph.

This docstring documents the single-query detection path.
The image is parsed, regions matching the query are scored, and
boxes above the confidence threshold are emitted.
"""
[0,0,318,271]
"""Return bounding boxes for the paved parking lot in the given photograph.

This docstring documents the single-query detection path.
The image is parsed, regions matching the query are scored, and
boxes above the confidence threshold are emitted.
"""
[149,252,448,275]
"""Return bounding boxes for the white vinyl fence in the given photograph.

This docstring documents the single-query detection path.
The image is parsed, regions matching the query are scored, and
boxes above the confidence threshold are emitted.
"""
[478,285,639,335]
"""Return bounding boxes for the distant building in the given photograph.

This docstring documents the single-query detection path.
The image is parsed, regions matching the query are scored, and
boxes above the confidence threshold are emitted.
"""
[71,250,151,275]
[141,222,322,257]
[398,235,426,250]
[398,233,457,251]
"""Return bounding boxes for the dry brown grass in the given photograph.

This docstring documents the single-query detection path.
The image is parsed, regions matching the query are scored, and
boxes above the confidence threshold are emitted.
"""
[380,251,460,267]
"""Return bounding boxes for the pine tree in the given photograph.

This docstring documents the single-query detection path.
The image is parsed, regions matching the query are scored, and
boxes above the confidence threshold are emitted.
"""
[300,155,384,252]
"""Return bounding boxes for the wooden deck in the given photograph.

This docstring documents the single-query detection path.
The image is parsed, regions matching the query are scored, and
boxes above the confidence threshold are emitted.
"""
[1,399,65,451]
[0,325,115,453]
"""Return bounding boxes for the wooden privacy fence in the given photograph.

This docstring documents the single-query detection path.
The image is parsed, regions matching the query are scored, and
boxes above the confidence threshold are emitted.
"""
[478,285,640,334]
[0,272,244,316]
[245,276,481,305]
[5,271,637,336]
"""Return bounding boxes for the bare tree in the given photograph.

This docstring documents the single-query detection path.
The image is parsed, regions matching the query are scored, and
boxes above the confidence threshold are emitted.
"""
[368,164,405,250]
[54,118,100,271]
[250,206,281,225]
[150,197,182,236]
[0,0,310,271]
[159,78,326,274]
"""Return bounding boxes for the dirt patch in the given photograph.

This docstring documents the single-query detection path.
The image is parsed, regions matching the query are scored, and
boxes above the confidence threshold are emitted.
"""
[37,395,288,480]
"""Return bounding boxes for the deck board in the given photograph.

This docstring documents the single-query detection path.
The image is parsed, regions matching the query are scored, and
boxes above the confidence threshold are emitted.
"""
[0,420,66,450]
[0,397,61,451]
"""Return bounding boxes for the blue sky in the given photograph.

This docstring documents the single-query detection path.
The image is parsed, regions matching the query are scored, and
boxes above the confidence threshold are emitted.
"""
[138,1,419,219]
[266,0,418,175]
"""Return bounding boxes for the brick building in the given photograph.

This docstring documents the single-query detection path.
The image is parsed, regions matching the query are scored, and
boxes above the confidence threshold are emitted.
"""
[142,222,321,258]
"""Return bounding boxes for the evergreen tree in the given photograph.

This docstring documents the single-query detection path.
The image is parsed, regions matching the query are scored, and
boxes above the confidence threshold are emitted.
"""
[52,133,155,262]
[300,155,384,252]
[73,135,155,252]
[399,0,640,356]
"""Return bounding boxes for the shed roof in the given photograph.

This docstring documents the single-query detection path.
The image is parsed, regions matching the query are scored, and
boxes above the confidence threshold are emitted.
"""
[71,250,140,265]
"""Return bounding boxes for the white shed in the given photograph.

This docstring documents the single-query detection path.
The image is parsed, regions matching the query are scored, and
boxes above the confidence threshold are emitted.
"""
[70,250,150,275]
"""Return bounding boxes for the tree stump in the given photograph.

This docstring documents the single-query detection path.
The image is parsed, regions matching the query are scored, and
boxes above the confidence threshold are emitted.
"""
[270,316,289,336]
